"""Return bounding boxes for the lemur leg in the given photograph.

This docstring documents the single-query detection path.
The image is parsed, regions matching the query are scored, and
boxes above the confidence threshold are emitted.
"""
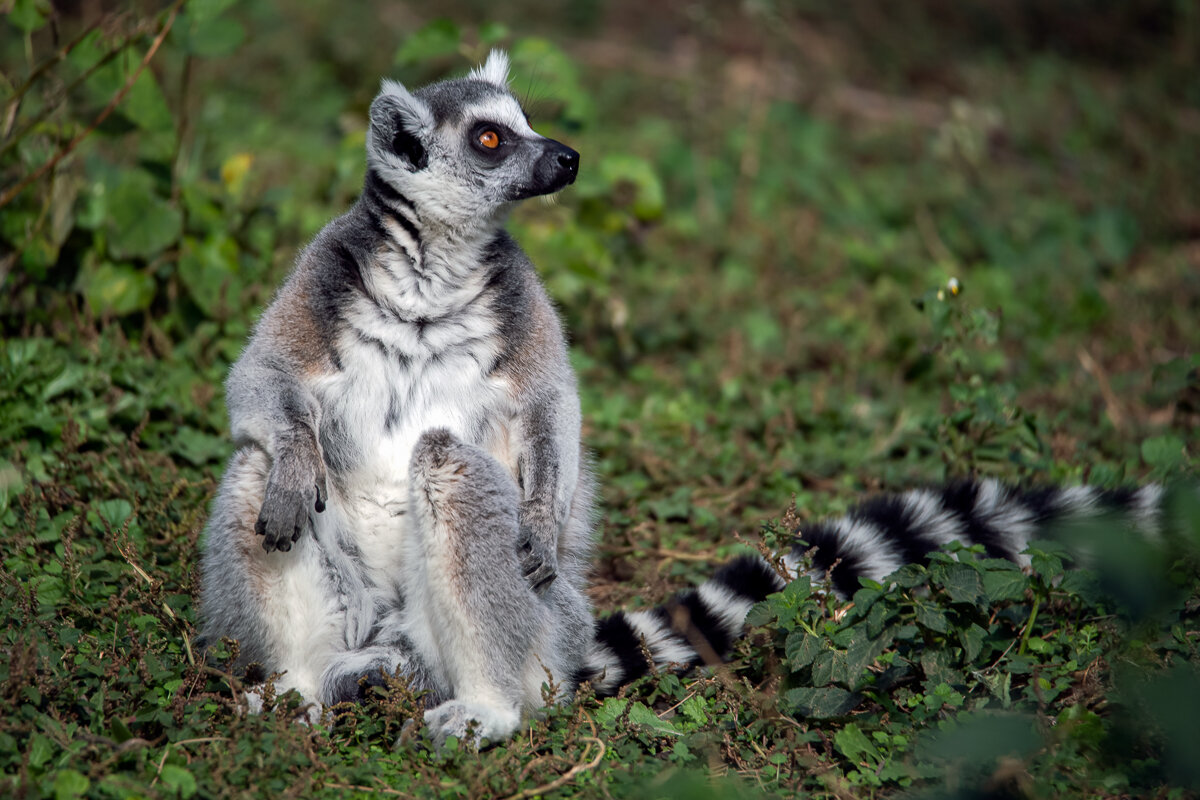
[199,448,348,706]
[403,429,551,746]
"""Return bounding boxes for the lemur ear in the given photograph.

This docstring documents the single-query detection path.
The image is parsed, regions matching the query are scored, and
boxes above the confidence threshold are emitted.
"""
[469,49,510,89]
[369,79,435,171]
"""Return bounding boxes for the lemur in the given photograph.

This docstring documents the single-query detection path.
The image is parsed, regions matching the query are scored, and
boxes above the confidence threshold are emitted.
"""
[199,51,1167,744]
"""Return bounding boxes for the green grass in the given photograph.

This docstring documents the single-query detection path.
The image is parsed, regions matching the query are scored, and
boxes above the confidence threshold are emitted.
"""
[2,2,1198,797]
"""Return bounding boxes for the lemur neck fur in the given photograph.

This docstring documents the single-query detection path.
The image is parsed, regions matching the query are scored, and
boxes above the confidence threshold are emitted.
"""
[356,169,508,320]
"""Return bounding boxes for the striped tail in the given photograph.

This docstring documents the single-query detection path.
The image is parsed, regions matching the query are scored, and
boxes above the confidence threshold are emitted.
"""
[582,479,1165,695]
[583,555,785,695]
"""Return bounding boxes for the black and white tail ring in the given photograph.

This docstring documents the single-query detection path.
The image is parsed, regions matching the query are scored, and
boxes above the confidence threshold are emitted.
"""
[583,479,1165,695]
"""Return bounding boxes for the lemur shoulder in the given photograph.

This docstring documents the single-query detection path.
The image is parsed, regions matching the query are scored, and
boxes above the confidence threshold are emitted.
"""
[199,51,1169,746]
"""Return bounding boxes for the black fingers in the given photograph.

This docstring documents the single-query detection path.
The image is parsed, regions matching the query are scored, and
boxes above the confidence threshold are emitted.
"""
[314,480,327,513]
[256,484,315,553]
[518,533,558,594]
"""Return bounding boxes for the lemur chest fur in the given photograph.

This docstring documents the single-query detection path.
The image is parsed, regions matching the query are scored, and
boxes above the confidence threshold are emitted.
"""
[313,254,519,525]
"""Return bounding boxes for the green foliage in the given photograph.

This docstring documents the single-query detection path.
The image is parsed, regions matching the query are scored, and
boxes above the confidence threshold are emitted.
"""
[2,1,1199,798]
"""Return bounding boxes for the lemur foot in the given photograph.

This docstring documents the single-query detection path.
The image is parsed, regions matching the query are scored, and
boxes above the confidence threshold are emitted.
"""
[423,700,519,749]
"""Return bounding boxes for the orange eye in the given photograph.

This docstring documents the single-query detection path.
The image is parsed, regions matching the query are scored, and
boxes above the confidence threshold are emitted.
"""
[478,130,500,149]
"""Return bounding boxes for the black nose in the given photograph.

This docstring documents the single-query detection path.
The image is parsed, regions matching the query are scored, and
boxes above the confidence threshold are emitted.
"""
[557,148,579,174]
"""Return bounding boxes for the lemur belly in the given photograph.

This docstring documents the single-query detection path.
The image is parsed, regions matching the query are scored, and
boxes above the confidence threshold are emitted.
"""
[314,332,518,588]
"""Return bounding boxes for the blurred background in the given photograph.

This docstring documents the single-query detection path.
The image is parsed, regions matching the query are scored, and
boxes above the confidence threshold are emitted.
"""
[1,3,1199,796]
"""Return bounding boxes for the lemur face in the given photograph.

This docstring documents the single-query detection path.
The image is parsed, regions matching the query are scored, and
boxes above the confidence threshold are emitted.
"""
[365,51,579,230]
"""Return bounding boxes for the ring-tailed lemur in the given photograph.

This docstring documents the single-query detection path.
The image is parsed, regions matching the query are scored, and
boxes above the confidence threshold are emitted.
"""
[199,51,1169,744]
[201,51,593,744]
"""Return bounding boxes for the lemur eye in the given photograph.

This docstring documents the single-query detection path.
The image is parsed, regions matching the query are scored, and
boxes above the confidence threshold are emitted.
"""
[478,130,501,149]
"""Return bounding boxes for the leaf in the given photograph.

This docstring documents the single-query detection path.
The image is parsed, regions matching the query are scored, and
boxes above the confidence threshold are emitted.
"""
[172,427,232,467]
[26,733,54,769]
[78,262,156,316]
[178,234,242,319]
[53,769,89,800]
[845,630,891,686]
[106,172,182,260]
[785,630,823,670]
[598,154,665,222]
[785,687,861,719]
[982,567,1029,603]
[8,0,52,32]
[931,561,985,606]
[159,765,197,799]
[95,499,134,530]
[834,723,880,765]
[959,623,988,662]
[627,701,680,736]
[1141,435,1185,471]
[915,603,949,634]
[395,19,461,65]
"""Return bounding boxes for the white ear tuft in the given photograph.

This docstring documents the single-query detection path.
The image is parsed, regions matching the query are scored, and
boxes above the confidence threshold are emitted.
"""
[470,49,510,88]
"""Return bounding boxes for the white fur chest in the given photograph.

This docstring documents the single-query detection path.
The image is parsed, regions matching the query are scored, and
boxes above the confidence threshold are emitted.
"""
[311,272,517,574]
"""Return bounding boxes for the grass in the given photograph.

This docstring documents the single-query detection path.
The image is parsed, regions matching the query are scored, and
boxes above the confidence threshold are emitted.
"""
[1,1,1198,797]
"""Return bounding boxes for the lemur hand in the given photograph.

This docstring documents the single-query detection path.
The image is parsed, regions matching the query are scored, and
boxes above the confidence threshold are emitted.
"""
[517,501,558,594]
[256,431,328,553]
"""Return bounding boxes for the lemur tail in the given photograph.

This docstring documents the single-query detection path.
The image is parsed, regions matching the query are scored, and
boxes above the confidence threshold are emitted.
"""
[583,479,1165,696]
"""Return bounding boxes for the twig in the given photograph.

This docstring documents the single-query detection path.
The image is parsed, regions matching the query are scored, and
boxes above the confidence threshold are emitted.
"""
[503,737,606,800]
[1077,348,1126,431]
[0,0,183,210]
[325,782,410,796]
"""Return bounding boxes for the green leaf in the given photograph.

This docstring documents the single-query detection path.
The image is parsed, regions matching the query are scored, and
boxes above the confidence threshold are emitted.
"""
[178,234,242,319]
[53,770,89,800]
[915,603,949,634]
[982,567,1028,603]
[1141,435,1185,470]
[95,499,134,530]
[598,154,665,222]
[106,172,182,260]
[785,687,861,719]
[959,623,988,662]
[78,262,156,316]
[395,19,461,65]
[931,561,985,606]
[8,0,52,32]
[785,630,823,670]
[26,733,54,769]
[834,723,880,765]
[122,69,175,133]
[159,764,197,799]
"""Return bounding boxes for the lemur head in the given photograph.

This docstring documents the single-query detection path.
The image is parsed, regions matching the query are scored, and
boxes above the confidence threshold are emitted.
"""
[365,50,579,232]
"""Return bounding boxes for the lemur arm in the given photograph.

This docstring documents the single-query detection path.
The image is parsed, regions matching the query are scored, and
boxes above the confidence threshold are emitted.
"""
[226,343,330,554]
[515,388,581,594]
